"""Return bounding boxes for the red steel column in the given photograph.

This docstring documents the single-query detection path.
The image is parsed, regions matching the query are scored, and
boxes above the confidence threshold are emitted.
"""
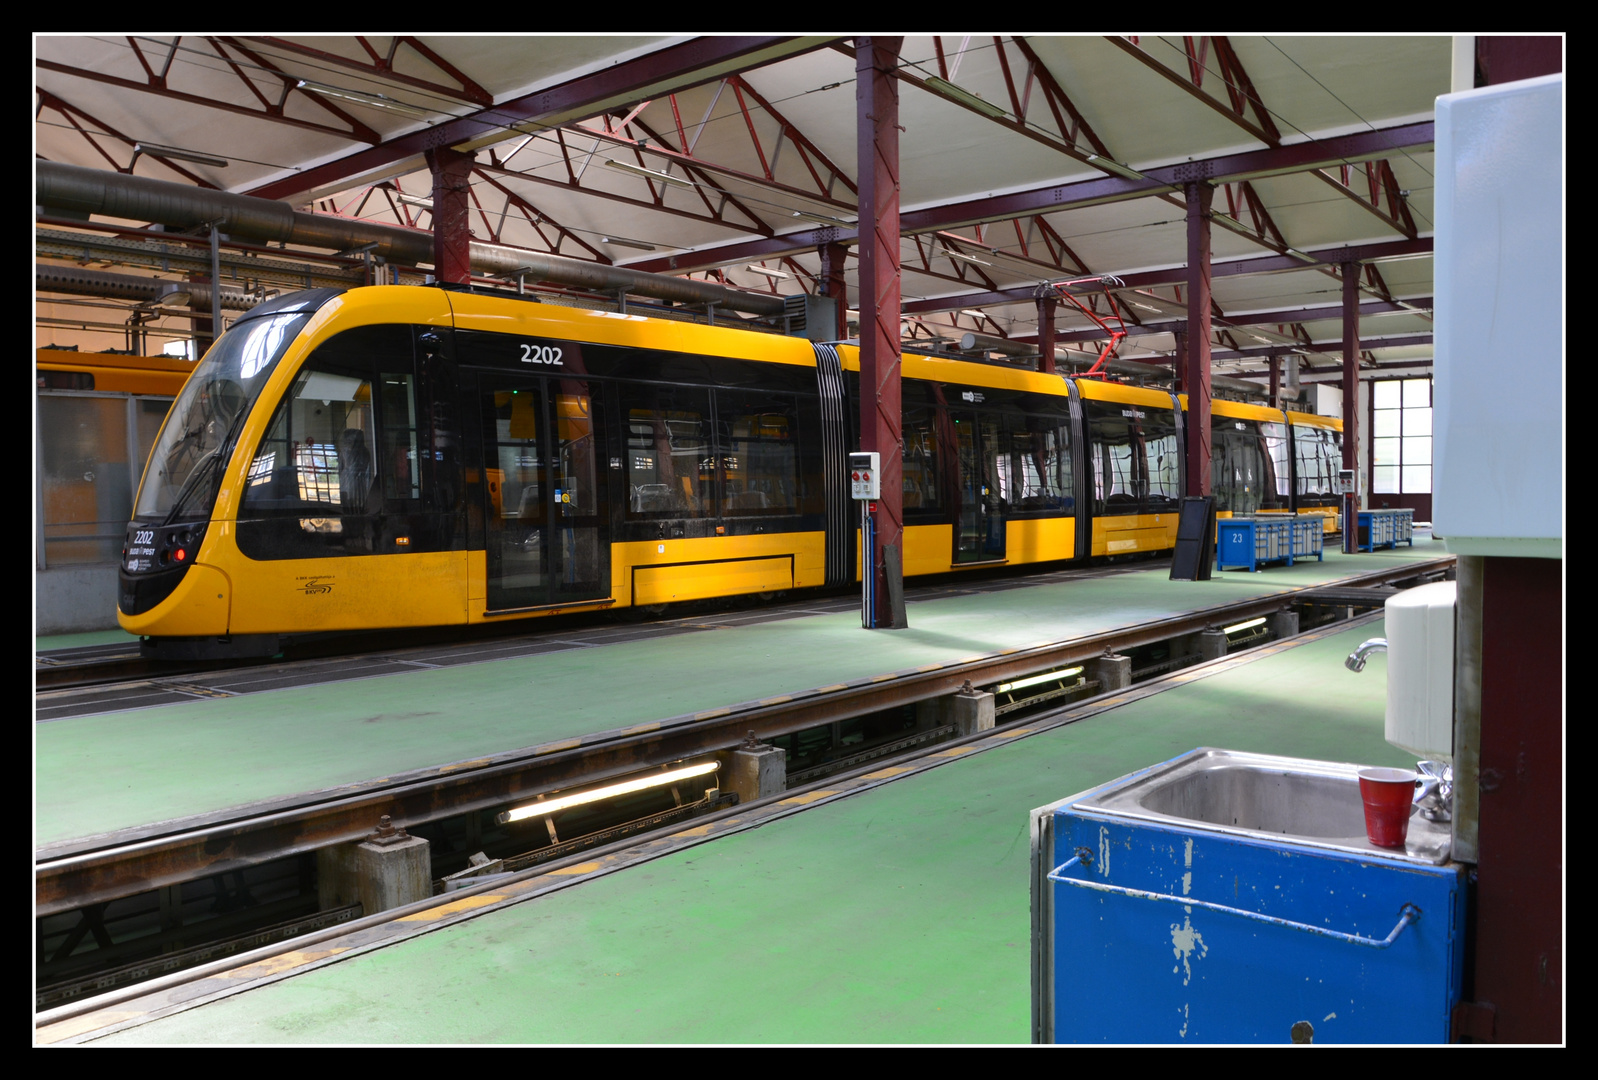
[427,147,475,286]
[1341,261,1361,553]
[818,240,850,341]
[1036,293,1057,374]
[1472,556,1563,1041]
[1464,40,1564,1045]
[1184,182,1213,497]
[855,36,906,628]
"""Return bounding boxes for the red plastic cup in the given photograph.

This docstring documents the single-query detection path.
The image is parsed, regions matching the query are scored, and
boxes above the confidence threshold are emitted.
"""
[1358,767,1418,848]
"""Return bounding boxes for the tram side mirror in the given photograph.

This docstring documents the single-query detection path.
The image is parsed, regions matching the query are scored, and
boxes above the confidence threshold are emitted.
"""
[419,331,448,360]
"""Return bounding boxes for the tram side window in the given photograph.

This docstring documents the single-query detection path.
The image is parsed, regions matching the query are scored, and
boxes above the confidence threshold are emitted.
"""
[239,357,383,560]
[1086,401,1179,515]
[1145,421,1180,510]
[1261,421,1292,510]
[242,367,377,519]
[1212,422,1265,515]
[1096,441,1135,509]
[379,373,421,504]
[556,387,598,517]
[716,390,800,516]
[622,385,716,519]
[1003,415,1072,513]
[901,385,943,515]
[1087,406,1141,512]
[1294,427,1340,498]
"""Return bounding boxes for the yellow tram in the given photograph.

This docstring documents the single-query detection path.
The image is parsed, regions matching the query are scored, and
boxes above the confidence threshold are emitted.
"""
[116,285,1341,656]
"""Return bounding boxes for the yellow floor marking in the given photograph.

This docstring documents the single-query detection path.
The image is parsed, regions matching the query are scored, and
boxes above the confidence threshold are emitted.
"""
[36,1010,147,1044]
[917,663,944,672]
[396,895,507,921]
[759,695,792,705]
[440,757,492,772]
[815,684,848,694]
[547,861,605,876]
[989,728,1035,738]
[675,823,717,837]
[930,746,975,758]
[779,790,839,805]
[861,766,916,780]
[694,707,731,720]
[535,738,582,755]
[620,721,660,735]
[226,946,351,978]
[871,673,897,682]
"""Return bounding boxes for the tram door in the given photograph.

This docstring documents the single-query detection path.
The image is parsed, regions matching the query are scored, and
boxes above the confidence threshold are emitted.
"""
[479,375,608,611]
[953,410,1006,563]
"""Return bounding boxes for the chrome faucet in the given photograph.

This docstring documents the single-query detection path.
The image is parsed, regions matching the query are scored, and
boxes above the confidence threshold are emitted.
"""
[1414,760,1453,822]
[1344,637,1387,672]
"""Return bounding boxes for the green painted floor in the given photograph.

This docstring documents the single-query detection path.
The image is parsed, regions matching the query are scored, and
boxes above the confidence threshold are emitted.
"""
[35,628,141,651]
[36,542,1446,849]
[97,619,1405,1045]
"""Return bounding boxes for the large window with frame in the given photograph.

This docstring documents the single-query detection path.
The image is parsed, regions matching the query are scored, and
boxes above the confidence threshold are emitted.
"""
[37,392,174,567]
[1371,377,1432,494]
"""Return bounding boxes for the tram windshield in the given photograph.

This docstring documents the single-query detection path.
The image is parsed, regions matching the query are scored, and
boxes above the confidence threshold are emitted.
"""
[133,310,313,520]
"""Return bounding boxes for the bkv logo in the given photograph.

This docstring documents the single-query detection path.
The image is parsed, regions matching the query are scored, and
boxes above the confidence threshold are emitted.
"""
[297,577,334,596]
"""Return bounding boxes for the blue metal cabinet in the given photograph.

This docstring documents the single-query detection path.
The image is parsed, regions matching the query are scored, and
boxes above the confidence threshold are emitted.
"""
[1290,515,1325,562]
[1358,508,1416,551]
[1216,516,1294,572]
[1031,750,1466,1044]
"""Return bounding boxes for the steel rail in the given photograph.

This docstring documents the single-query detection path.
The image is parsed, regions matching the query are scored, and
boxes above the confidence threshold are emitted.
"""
[35,555,1451,916]
[36,654,209,692]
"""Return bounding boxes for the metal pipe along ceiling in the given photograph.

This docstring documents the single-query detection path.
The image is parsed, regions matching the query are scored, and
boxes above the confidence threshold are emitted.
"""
[36,162,785,317]
[36,263,258,311]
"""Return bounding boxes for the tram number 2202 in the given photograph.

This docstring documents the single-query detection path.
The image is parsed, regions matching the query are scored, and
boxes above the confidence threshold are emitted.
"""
[520,343,564,366]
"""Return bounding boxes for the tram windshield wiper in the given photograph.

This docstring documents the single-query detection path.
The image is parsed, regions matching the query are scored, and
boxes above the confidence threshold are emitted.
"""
[161,404,249,526]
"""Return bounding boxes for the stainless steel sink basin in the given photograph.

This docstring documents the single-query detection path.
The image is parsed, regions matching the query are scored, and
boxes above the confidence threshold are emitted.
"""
[1072,748,1452,864]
